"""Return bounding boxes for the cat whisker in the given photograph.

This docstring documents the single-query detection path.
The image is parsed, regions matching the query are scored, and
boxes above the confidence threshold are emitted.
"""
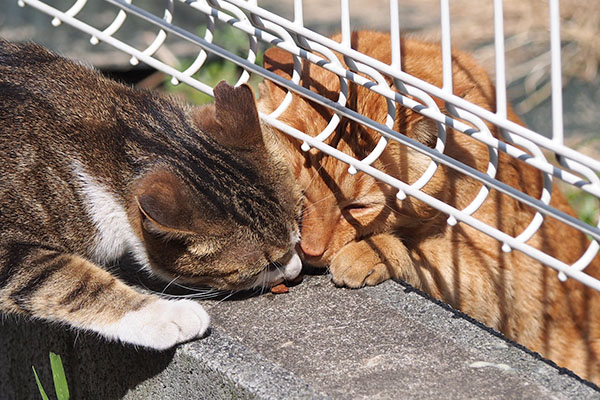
[270,261,285,281]
[297,212,331,222]
[161,275,181,295]
[167,289,230,300]
[176,290,231,300]
[260,261,269,296]
[171,280,220,293]
[303,173,380,208]
[382,203,405,217]
[136,278,229,300]
[301,163,325,194]
[304,195,334,209]
[74,330,81,346]
[300,193,339,215]
[207,289,239,309]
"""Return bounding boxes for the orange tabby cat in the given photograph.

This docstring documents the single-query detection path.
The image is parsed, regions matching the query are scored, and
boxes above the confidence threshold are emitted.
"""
[259,31,600,384]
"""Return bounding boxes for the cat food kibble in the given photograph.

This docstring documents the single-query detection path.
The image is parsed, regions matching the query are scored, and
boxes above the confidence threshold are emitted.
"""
[270,283,290,294]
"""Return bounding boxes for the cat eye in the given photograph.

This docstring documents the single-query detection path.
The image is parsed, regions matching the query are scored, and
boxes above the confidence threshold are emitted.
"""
[344,204,367,210]
[343,203,369,214]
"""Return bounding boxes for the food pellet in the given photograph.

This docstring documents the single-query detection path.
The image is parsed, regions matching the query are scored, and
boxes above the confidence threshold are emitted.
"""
[270,283,290,294]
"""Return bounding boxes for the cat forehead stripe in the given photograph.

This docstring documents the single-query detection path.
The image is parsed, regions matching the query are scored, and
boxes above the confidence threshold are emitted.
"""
[120,106,288,235]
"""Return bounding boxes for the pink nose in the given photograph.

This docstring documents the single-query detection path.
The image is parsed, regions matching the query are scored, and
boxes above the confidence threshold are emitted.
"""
[300,240,325,258]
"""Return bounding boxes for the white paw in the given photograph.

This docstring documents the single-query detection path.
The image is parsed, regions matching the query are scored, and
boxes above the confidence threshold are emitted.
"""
[102,299,210,350]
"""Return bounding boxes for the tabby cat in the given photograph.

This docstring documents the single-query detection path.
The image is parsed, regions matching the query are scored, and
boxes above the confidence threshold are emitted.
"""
[0,40,301,350]
[259,31,600,384]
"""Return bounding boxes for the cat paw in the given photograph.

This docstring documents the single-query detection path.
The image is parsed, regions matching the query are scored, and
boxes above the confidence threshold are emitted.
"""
[329,240,393,288]
[106,298,210,350]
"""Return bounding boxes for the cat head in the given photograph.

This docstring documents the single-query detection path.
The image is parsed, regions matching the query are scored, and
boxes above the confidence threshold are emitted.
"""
[132,82,302,290]
[258,40,442,267]
[258,33,491,268]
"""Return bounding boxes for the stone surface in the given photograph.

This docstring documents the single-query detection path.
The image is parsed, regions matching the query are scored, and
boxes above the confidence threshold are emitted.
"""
[1,275,598,399]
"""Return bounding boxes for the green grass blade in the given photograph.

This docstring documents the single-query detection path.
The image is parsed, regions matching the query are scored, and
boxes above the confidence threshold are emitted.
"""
[31,366,49,400]
[49,352,70,400]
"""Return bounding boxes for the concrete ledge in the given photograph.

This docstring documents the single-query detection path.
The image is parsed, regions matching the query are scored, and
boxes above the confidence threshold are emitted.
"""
[1,274,598,399]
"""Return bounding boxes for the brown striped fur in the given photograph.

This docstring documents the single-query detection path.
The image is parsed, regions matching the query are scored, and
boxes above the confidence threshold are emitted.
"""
[0,40,301,349]
[259,31,600,384]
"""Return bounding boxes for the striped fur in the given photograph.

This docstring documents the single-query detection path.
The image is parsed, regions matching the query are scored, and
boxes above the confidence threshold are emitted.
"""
[0,40,301,349]
[259,31,600,384]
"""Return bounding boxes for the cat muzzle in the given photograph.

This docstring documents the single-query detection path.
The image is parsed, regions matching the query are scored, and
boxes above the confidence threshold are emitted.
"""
[252,252,302,288]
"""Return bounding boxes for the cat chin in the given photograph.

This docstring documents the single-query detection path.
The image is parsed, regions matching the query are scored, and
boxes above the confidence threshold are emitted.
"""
[249,252,302,289]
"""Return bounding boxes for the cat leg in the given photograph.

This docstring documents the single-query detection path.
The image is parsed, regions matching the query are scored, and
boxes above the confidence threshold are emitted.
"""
[0,243,209,350]
[329,233,417,288]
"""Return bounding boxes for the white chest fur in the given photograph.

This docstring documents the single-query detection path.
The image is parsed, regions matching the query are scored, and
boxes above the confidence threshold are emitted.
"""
[73,164,150,270]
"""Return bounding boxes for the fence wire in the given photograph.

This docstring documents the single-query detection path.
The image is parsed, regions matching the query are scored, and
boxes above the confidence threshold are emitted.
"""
[16,0,600,290]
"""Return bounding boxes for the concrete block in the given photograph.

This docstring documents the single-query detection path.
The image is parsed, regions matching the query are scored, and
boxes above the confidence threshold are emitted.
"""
[1,275,598,399]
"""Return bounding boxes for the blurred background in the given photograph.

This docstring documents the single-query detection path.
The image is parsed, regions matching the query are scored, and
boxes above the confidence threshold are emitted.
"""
[2,0,599,218]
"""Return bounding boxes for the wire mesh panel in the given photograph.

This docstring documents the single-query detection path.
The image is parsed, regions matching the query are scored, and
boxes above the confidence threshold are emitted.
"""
[16,0,600,290]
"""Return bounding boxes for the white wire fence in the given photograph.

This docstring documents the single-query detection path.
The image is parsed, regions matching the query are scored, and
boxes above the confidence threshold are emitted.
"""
[17,0,600,290]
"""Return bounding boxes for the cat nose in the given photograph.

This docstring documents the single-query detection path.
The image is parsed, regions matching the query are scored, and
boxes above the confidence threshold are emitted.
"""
[300,240,325,258]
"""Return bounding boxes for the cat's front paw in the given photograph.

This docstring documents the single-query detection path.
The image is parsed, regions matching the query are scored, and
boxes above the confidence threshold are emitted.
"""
[329,240,393,288]
[109,298,210,350]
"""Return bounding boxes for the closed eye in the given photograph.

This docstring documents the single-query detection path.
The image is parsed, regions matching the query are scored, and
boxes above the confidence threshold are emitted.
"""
[342,203,372,217]
[344,203,368,211]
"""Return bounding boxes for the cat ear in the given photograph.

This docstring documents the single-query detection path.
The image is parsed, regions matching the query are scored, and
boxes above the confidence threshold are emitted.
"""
[259,47,297,115]
[134,169,196,235]
[211,80,263,148]
[263,46,294,80]
[406,115,439,149]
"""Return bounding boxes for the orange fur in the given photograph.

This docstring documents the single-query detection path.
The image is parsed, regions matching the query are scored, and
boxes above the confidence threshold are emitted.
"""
[259,31,600,384]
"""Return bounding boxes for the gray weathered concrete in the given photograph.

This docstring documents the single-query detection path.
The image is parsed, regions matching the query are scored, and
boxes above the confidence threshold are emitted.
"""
[1,275,598,399]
